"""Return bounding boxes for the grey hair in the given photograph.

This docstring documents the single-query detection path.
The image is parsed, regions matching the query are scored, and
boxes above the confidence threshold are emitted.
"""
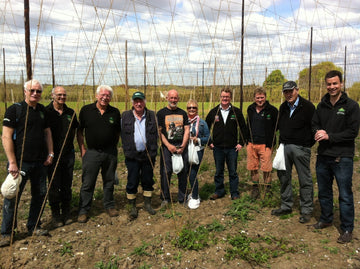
[52,86,66,94]
[24,79,42,91]
[96,85,113,97]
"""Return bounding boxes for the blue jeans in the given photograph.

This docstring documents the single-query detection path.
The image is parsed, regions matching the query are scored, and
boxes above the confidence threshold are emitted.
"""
[276,144,313,214]
[316,155,354,232]
[187,149,204,199]
[213,147,239,198]
[1,161,48,235]
[125,157,155,195]
[78,149,117,215]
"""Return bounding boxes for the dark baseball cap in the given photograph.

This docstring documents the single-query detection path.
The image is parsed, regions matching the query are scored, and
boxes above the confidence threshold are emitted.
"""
[282,81,297,91]
[132,91,145,100]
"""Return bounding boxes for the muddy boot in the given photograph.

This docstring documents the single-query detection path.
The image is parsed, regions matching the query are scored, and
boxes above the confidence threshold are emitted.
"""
[144,196,156,215]
[251,184,260,200]
[128,199,138,220]
[62,203,73,225]
[51,204,64,228]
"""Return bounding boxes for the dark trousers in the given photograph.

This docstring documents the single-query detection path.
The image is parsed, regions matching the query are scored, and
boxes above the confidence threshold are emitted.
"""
[1,161,47,235]
[48,152,75,212]
[160,145,188,202]
[125,157,155,195]
[78,149,117,215]
[213,146,239,198]
[316,155,354,232]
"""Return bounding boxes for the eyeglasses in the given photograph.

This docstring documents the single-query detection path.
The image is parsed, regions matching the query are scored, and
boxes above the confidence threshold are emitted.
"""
[56,94,67,97]
[29,89,42,94]
[187,106,198,110]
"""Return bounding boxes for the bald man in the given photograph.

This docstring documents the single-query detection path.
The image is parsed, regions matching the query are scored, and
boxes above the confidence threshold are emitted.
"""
[45,86,79,227]
[157,89,190,208]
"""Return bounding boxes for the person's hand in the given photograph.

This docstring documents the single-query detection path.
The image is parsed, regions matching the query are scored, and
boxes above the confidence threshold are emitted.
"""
[8,163,19,179]
[235,144,243,151]
[176,146,184,154]
[167,144,177,154]
[44,154,54,166]
[315,130,329,142]
[209,143,214,149]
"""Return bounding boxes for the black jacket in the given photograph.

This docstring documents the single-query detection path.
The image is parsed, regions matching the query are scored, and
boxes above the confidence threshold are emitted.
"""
[121,108,158,161]
[278,95,315,147]
[206,104,247,148]
[312,92,360,158]
[247,101,278,148]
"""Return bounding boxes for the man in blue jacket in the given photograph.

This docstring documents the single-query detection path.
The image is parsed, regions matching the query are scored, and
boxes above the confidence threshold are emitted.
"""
[312,70,360,243]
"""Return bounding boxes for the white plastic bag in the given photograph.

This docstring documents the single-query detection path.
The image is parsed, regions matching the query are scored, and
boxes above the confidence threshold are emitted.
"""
[172,154,184,174]
[273,143,286,170]
[1,173,22,199]
[188,140,200,165]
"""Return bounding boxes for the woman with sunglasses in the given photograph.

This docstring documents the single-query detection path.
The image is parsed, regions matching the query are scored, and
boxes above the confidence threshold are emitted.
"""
[186,99,210,209]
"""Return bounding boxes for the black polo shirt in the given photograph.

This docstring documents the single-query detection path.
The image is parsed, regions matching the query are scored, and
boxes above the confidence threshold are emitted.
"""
[3,100,49,162]
[249,107,266,144]
[78,102,121,151]
[45,101,79,156]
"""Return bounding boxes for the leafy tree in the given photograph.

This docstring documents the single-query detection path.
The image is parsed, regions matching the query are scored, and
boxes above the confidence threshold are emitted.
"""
[298,61,343,101]
[347,82,360,102]
[263,69,286,101]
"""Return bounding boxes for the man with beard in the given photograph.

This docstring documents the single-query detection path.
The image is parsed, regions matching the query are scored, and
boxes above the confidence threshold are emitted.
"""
[157,89,189,208]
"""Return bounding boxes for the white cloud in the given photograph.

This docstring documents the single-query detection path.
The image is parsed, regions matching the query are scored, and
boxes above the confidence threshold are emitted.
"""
[0,0,359,87]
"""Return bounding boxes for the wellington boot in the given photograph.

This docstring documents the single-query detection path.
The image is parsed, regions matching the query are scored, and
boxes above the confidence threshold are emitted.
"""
[144,196,156,215]
[128,199,138,220]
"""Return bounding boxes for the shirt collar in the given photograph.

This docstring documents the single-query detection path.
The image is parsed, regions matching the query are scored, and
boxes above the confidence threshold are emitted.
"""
[287,96,299,108]
[220,104,231,111]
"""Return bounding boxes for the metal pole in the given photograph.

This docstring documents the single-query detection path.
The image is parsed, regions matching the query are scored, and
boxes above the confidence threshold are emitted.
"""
[3,48,7,109]
[240,0,244,111]
[92,59,95,96]
[344,46,347,92]
[51,36,55,88]
[125,40,128,110]
[24,0,32,81]
[144,51,147,96]
[202,62,204,118]
[308,27,313,101]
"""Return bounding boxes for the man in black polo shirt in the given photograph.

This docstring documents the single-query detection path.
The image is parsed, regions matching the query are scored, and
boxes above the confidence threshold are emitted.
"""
[77,85,121,223]
[46,86,78,227]
[1,79,54,247]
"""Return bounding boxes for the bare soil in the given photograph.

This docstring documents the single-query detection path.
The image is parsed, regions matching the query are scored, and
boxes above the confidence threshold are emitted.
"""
[1,142,360,269]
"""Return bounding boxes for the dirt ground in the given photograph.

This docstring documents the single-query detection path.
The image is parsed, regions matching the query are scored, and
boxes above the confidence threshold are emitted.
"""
[0,141,360,269]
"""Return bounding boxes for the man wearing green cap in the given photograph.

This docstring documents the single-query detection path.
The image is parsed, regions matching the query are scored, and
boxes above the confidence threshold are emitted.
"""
[121,92,158,219]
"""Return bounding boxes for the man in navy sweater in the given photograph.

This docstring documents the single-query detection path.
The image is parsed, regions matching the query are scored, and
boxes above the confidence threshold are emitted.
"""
[272,81,315,224]
[206,87,247,200]
[312,70,360,243]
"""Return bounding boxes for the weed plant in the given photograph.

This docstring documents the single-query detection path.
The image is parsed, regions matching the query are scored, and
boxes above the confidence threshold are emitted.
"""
[225,195,260,223]
[94,256,121,269]
[173,224,213,250]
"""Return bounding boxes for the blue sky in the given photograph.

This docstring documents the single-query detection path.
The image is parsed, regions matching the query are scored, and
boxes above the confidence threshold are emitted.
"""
[0,0,359,88]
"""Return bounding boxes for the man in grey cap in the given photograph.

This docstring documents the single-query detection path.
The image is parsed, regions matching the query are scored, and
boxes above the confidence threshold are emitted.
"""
[271,81,315,224]
[121,92,158,219]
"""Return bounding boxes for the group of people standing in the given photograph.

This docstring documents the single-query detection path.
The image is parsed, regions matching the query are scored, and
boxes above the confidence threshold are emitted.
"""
[0,70,359,248]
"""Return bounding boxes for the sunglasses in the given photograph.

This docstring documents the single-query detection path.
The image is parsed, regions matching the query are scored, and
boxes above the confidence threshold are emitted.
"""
[56,93,67,97]
[187,106,197,110]
[29,89,43,94]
